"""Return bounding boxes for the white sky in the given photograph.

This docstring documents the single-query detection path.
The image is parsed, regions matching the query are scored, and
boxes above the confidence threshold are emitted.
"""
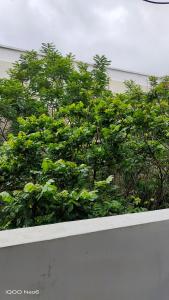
[1,0,169,75]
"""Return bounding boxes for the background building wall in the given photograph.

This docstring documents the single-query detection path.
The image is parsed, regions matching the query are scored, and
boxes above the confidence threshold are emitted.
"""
[0,45,150,92]
[108,68,150,92]
[0,45,24,78]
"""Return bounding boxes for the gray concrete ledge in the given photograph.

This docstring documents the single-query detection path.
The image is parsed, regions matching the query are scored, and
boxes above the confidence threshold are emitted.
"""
[1,209,169,300]
[1,208,169,248]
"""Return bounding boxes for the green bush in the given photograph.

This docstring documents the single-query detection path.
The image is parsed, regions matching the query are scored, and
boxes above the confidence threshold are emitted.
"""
[0,44,168,229]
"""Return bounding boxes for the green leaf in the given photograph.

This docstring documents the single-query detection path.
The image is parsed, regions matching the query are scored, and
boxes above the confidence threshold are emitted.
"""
[24,183,40,193]
[0,192,14,203]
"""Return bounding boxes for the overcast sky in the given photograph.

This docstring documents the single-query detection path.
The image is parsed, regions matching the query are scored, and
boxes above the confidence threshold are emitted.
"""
[1,0,169,75]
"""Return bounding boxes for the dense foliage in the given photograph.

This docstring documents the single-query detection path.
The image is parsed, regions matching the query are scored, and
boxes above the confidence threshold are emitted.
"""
[0,44,169,229]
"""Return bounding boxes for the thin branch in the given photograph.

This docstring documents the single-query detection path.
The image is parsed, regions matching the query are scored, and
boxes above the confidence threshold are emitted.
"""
[143,0,169,4]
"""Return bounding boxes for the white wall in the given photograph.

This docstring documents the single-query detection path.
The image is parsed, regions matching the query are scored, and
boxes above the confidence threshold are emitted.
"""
[108,68,150,92]
[0,46,24,62]
[0,209,169,300]
[0,46,25,78]
[0,45,150,92]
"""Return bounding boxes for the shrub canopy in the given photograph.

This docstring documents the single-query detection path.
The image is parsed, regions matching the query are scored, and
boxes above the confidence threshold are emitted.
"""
[0,44,169,229]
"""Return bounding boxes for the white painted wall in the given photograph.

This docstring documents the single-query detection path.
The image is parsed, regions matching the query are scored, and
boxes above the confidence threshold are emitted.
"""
[108,68,150,92]
[0,45,150,92]
[0,209,169,300]
[0,46,24,62]
[0,45,25,78]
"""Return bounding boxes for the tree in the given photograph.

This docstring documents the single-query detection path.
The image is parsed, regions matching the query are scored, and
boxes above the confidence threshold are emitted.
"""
[0,44,169,230]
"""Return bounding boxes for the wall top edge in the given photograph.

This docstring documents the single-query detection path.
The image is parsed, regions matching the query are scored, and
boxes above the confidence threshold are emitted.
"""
[0,43,27,53]
[0,209,169,249]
